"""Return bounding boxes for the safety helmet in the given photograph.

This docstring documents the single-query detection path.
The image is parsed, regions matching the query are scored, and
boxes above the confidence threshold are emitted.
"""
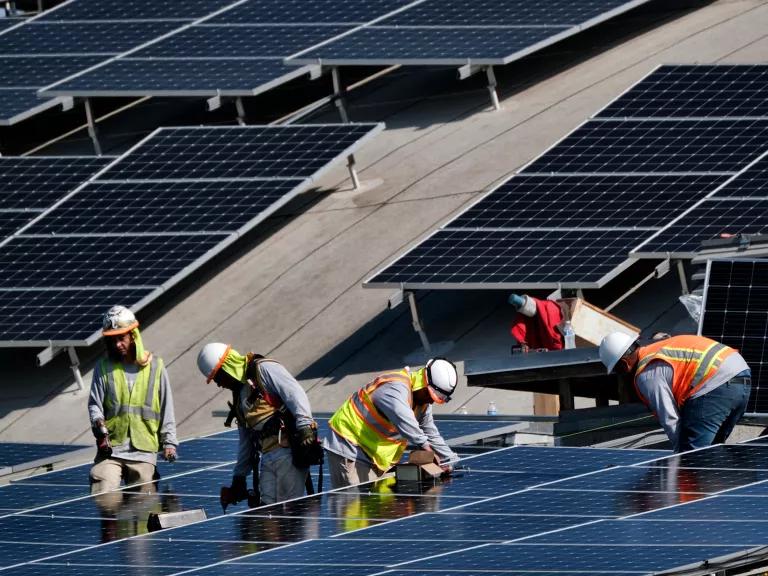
[599,332,638,374]
[197,342,231,383]
[425,358,458,404]
[102,305,139,336]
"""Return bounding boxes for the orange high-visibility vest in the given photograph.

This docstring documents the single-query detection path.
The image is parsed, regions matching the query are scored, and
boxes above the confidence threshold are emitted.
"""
[329,369,427,471]
[634,335,736,407]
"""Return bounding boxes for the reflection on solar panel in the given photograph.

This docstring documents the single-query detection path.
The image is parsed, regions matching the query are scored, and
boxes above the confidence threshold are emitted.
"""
[288,0,654,65]
[0,124,382,346]
[0,443,88,476]
[700,259,768,414]
[598,65,768,119]
[368,64,768,291]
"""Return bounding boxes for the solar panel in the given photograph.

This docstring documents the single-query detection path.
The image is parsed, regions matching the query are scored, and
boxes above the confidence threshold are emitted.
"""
[522,119,768,175]
[366,229,648,289]
[0,124,382,347]
[42,58,313,97]
[288,0,654,66]
[0,17,23,32]
[700,259,768,414]
[450,174,727,229]
[0,213,38,239]
[2,56,106,87]
[0,443,88,476]
[207,0,414,24]
[37,0,239,21]
[0,21,182,55]
[133,25,352,59]
[598,65,768,119]
[712,154,768,198]
[633,199,768,257]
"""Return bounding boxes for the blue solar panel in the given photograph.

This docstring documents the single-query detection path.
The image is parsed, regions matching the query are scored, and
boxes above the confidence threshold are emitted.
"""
[452,487,699,517]
[2,56,106,87]
[598,65,768,119]
[634,199,768,256]
[38,0,239,21]
[0,515,113,545]
[0,234,223,289]
[292,26,567,65]
[0,156,112,210]
[0,443,87,470]
[0,17,23,31]
[0,542,87,569]
[642,495,768,521]
[405,543,746,573]
[134,25,352,58]
[383,0,649,26]
[0,21,182,55]
[25,179,303,235]
[180,566,369,576]
[0,213,36,238]
[0,484,88,511]
[712,155,768,198]
[522,119,768,174]
[0,565,157,576]
[367,229,648,288]
[28,492,222,520]
[528,518,768,546]
[208,0,413,24]
[717,481,768,496]
[0,288,154,343]
[450,174,728,229]
[641,444,768,470]
[98,125,379,181]
[43,58,310,96]
[460,446,666,472]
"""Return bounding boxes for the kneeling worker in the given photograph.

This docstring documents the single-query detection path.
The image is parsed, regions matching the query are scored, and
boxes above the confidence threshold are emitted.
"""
[325,358,460,488]
[599,332,751,453]
[197,343,319,506]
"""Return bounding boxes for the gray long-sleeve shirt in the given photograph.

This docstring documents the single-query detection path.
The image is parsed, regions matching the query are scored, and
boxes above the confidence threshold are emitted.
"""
[88,357,178,466]
[233,360,313,477]
[635,352,749,450]
[324,375,459,468]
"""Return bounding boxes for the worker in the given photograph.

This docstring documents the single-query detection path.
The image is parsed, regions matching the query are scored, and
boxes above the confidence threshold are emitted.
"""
[324,358,460,488]
[88,305,178,495]
[599,332,751,452]
[196,343,320,507]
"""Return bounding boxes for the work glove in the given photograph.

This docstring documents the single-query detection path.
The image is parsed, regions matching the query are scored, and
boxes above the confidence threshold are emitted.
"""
[93,420,112,458]
[163,445,177,462]
[220,475,249,512]
[296,425,316,447]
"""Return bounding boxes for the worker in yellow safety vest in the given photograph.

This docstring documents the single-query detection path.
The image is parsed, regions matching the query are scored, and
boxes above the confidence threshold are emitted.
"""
[88,306,178,494]
[599,333,751,452]
[324,358,460,488]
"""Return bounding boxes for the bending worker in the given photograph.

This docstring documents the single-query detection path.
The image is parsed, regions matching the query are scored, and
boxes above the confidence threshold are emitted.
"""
[324,358,460,488]
[197,343,319,507]
[88,305,178,494]
[599,332,751,452]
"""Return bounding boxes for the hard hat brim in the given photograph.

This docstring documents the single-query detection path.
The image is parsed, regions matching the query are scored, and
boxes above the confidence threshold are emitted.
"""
[206,345,231,384]
[102,321,139,336]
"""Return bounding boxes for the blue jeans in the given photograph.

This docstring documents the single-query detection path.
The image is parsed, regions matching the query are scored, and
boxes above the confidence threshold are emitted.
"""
[677,377,751,452]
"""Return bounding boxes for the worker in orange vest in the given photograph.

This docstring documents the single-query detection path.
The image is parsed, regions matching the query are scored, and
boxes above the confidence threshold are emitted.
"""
[599,333,751,452]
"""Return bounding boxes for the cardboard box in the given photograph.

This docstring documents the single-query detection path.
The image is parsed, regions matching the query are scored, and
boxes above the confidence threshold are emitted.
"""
[395,450,444,483]
[558,298,639,347]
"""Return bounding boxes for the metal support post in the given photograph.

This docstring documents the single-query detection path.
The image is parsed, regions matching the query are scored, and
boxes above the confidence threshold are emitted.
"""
[406,291,432,355]
[485,66,501,111]
[331,67,350,123]
[346,154,360,190]
[676,260,689,295]
[68,346,84,391]
[235,97,247,126]
[84,98,102,156]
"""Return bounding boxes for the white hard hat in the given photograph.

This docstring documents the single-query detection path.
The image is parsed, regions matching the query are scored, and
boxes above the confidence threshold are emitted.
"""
[425,358,458,403]
[102,305,138,336]
[197,342,230,383]
[599,332,638,373]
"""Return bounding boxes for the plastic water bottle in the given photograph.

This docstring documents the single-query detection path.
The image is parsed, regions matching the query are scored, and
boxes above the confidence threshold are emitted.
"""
[563,320,576,349]
[458,405,469,415]
[487,401,498,416]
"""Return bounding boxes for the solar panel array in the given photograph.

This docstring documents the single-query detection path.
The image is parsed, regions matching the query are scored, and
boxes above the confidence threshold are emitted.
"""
[365,65,768,290]
[0,442,88,477]
[39,0,413,99]
[287,0,654,66]
[700,259,768,414]
[8,434,768,575]
[0,123,382,347]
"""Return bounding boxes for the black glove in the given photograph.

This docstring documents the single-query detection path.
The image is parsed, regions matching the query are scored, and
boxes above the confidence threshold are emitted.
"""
[220,475,249,512]
[296,425,315,447]
[93,420,112,458]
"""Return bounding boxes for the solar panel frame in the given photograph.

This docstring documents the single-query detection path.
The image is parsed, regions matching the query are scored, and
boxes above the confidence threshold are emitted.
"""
[699,259,768,415]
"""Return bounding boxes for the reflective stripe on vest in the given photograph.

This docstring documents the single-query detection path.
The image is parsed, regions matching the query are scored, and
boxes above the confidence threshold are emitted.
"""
[102,356,163,453]
[329,370,416,471]
[634,335,735,407]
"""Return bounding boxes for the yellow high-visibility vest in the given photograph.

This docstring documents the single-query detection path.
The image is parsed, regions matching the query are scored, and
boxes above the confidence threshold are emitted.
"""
[102,356,163,453]
[330,368,427,471]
